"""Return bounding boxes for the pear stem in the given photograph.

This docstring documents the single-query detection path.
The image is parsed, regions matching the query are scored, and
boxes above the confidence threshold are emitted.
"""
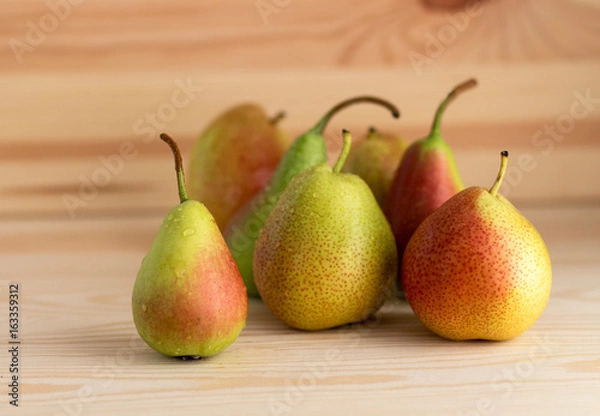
[160,133,188,203]
[312,96,400,135]
[269,111,286,125]
[430,78,477,138]
[489,151,509,197]
[333,130,352,173]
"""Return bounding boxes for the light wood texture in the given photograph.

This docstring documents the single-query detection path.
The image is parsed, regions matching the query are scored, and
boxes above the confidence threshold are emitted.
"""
[1,205,599,415]
[1,0,600,219]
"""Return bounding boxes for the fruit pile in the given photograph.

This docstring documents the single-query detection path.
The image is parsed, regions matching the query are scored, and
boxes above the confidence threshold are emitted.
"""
[131,79,552,360]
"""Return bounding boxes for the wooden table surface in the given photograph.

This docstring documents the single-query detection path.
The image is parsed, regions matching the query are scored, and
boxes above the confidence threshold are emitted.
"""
[2,0,600,415]
[0,204,597,415]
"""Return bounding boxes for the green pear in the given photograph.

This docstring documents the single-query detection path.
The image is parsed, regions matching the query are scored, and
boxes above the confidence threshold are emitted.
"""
[402,151,552,341]
[385,79,477,294]
[254,130,397,331]
[187,103,289,230]
[224,97,400,298]
[132,134,248,359]
[341,127,407,207]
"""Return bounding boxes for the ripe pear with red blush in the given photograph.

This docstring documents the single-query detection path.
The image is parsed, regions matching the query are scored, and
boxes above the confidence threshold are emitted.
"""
[187,103,289,230]
[132,134,248,359]
[402,151,552,341]
[341,127,407,208]
[385,79,477,293]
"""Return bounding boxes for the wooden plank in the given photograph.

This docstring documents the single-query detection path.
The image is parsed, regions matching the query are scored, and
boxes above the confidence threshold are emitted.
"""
[2,145,600,220]
[2,0,600,217]
[3,0,600,71]
[0,205,598,414]
[1,64,599,218]
[2,64,599,142]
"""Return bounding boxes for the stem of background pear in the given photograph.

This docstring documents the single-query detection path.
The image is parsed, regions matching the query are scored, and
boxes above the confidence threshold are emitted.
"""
[269,111,286,125]
[160,133,189,203]
[333,130,352,173]
[312,96,400,135]
[430,78,478,137]
[489,151,509,197]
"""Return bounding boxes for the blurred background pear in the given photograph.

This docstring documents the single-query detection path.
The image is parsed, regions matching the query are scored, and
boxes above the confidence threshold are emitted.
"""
[187,103,289,230]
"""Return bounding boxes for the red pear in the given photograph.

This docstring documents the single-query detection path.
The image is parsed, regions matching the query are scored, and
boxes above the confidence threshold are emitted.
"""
[385,79,477,293]
[402,151,552,341]
[187,103,289,230]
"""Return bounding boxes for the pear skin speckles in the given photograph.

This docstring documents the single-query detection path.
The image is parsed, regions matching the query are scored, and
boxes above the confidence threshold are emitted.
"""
[401,187,552,341]
[254,165,397,331]
[132,201,248,357]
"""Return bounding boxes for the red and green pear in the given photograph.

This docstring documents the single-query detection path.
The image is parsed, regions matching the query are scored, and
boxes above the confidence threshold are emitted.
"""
[132,134,248,359]
[187,103,289,230]
[385,79,477,293]
[402,151,552,341]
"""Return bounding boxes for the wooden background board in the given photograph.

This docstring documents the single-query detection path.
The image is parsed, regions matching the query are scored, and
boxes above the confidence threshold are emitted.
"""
[1,0,600,219]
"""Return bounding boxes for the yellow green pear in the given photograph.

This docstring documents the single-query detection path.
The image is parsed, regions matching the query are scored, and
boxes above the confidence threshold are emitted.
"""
[402,151,552,341]
[341,127,407,208]
[132,134,248,359]
[254,130,397,331]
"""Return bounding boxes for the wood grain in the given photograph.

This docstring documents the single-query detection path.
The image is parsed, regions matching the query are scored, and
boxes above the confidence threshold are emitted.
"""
[1,205,598,415]
[1,65,599,219]
[3,0,600,71]
[1,1,600,218]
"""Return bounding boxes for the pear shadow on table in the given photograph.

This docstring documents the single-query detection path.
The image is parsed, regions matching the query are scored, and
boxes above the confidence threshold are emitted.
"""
[245,298,518,349]
[53,321,222,365]
[355,301,514,347]
[334,300,445,345]
[352,300,528,349]
[71,298,505,367]
[243,297,446,345]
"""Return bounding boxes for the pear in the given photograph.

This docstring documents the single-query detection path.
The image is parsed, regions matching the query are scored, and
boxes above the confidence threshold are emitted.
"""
[254,130,397,331]
[402,151,552,341]
[224,97,400,298]
[187,103,289,230]
[132,133,248,359]
[341,127,407,208]
[385,79,477,293]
